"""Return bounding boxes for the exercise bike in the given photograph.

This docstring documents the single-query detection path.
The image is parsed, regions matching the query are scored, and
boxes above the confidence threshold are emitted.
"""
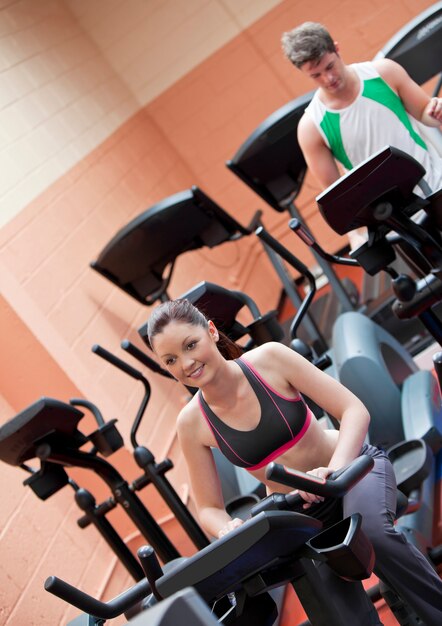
[45,455,378,626]
[16,229,440,625]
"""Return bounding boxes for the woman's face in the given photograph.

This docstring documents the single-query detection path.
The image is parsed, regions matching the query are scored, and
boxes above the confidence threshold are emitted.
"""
[152,320,219,387]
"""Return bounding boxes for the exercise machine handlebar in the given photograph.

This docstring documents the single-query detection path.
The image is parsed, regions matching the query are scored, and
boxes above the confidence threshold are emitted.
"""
[255,225,317,339]
[121,339,175,380]
[92,344,210,551]
[92,344,151,449]
[266,455,374,498]
[45,574,152,619]
[92,344,146,382]
[250,456,374,517]
[138,545,163,601]
[45,456,375,620]
[69,398,106,427]
[248,456,373,518]
[289,218,359,267]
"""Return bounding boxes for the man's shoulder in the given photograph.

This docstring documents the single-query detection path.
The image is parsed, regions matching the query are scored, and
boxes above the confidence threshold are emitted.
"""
[299,108,315,127]
[298,109,323,144]
[351,60,381,80]
[299,90,322,124]
[371,58,405,84]
[351,60,374,69]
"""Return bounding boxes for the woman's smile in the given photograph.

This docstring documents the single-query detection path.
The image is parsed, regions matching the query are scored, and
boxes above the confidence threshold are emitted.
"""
[187,364,205,379]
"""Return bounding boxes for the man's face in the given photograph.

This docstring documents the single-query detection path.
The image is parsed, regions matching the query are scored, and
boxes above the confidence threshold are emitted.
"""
[299,51,346,93]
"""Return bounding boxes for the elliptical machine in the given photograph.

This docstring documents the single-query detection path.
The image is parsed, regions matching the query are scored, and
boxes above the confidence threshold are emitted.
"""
[225,85,441,355]
[0,366,211,581]
[287,145,442,561]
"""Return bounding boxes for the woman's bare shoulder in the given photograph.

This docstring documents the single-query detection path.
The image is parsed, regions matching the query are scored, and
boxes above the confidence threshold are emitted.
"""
[177,394,200,431]
[242,341,295,363]
[177,394,214,451]
[240,342,304,379]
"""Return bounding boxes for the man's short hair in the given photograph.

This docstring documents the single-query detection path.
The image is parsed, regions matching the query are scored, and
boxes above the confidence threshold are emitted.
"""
[281,22,336,68]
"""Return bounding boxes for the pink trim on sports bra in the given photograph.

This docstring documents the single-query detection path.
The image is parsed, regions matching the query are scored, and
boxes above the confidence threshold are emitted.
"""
[240,357,302,401]
[246,406,313,471]
[198,386,314,470]
[239,358,298,439]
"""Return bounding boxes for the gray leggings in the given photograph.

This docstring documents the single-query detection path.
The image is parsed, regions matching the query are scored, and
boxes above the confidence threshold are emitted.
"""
[312,444,442,625]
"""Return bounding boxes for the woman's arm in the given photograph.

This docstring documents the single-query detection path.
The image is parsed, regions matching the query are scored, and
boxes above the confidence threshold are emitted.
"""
[267,342,370,507]
[269,342,370,468]
[177,404,242,538]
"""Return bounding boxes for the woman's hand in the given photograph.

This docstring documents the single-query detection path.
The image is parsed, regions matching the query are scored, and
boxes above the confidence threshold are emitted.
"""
[295,466,335,510]
[218,517,244,538]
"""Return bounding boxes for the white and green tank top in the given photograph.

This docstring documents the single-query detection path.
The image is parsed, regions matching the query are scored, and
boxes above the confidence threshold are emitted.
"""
[305,62,442,196]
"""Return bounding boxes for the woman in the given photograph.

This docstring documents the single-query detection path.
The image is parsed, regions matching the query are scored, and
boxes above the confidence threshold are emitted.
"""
[148,298,442,625]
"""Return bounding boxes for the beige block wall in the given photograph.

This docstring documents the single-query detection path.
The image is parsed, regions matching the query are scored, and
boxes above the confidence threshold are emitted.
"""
[0,0,140,229]
[66,0,283,106]
[0,0,283,229]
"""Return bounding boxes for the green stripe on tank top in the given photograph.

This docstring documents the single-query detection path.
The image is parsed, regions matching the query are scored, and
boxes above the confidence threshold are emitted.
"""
[362,76,427,150]
[320,111,353,170]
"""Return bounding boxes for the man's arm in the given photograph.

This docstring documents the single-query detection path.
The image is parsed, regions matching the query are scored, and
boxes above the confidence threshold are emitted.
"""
[297,113,367,251]
[374,58,442,127]
[297,113,341,188]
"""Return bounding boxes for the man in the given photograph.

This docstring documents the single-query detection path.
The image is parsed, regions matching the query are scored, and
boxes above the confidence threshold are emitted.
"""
[281,22,442,248]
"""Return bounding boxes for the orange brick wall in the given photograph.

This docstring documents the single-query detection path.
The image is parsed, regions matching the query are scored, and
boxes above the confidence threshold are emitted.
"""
[0,1,437,624]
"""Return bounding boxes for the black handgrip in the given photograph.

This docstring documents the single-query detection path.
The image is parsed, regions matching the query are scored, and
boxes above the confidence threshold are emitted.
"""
[313,354,332,371]
[433,352,442,394]
[289,218,358,267]
[137,545,163,600]
[77,498,116,528]
[44,575,151,619]
[121,340,175,379]
[266,455,374,498]
[289,218,315,247]
[246,209,263,233]
[92,344,144,381]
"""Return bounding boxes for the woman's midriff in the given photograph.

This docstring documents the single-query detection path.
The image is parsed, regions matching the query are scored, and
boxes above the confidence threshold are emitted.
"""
[249,420,340,492]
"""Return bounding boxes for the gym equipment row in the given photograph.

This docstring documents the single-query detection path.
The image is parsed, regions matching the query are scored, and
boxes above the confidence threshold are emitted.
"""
[0,364,210,580]
[2,146,441,626]
[1,6,441,625]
